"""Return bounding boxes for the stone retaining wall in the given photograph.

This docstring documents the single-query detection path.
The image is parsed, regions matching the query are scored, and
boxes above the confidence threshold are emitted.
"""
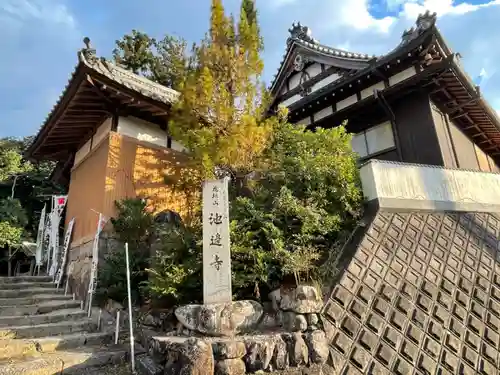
[141,285,334,374]
[148,333,333,375]
[66,240,93,302]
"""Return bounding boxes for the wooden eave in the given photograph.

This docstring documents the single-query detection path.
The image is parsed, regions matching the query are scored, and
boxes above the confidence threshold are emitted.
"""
[282,27,435,118]
[26,49,180,163]
[283,24,500,165]
[269,38,374,101]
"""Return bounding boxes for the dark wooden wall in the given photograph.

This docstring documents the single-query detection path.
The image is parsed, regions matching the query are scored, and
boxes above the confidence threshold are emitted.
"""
[392,92,444,166]
[430,100,500,172]
[430,103,458,168]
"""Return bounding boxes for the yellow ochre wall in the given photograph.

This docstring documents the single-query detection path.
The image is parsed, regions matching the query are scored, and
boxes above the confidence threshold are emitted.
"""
[66,129,190,247]
[104,132,191,219]
[65,137,108,246]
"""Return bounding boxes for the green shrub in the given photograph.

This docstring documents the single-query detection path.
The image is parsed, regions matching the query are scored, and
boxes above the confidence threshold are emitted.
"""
[96,198,153,306]
[146,221,202,305]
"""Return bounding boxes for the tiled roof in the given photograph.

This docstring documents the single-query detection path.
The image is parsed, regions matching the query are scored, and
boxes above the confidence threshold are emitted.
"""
[78,38,180,104]
[269,23,375,92]
[323,209,500,374]
[270,11,439,93]
[27,38,180,159]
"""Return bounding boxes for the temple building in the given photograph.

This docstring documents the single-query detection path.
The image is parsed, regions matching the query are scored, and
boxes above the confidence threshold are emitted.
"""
[270,11,500,172]
[270,12,500,375]
[25,11,500,374]
[25,38,188,298]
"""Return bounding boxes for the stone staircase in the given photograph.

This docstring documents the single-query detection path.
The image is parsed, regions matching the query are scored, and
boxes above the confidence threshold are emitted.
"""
[0,276,129,375]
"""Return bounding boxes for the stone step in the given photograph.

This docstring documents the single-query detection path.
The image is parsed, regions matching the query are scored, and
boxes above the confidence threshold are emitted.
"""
[0,331,113,359]
[0,282,55,291]
[0,346,129,375]
[0,309,86,327]
[0,320,96,339]
[0,288,63,299]
[0,300,81,316]
[137,354,163,375]
[0,276,52,285]
[0,294,72,307]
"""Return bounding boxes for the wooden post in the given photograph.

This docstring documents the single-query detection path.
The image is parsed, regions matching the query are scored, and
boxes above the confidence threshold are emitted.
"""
[115,310,120,345]
[125,243,135,372]
[29,258,35,276]
[7,248,11,277]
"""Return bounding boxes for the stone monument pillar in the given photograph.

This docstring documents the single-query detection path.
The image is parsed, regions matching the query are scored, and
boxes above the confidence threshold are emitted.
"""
[202,177,232,305]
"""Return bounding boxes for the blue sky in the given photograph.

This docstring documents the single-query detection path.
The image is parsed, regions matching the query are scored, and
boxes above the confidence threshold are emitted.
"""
[1,0,500,138]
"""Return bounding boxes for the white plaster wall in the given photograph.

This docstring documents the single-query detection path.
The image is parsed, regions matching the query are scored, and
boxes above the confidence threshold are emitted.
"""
[360,82,386,100]
[117,116,168,148]
[336,94,358,111]
[311,73,340,92]
[281,94,302,108]
[360,160,500,211]
[171,139,187,152]
[74,138,91,166]
[365,122,395,154]
[289,73,301,90]
[92,117,112,148]
[389,66,417,86]
[351,134,368,158]
[306,63,322,78]
[296,117,311,126]
[313,106,333,122]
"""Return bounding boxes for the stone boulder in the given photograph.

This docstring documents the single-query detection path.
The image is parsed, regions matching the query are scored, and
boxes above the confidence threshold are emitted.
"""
[215,358,246,375]
[164,337,214,375]
[272,335,289,371]
[282,333,309,367]
[282,312,307,332]
[279,286,323,314]
[244,337,276,372]
[212,341,246,360]
[305,330,329,364]
[175,301,263,337]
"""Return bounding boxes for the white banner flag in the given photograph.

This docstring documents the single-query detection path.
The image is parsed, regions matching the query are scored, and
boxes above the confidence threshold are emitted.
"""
[87,213,108,316]
[35,204,46,266]
[49,195,68,277]
[44,212,52,266]
[55,217,75,289]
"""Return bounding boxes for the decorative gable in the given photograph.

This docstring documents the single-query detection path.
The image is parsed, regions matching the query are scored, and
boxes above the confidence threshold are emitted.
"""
[270,23,375,108]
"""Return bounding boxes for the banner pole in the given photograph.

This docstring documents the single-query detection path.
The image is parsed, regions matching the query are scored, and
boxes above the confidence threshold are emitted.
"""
[125,242,135,373]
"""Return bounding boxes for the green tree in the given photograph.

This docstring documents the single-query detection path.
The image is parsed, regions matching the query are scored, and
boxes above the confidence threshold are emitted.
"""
[230,122,363,296]
[147,122,362,303]
[96,199,154,305]
[0,137,63,240]
[168,0,284,178]
[113,30,192,90]
[0,138,32,248]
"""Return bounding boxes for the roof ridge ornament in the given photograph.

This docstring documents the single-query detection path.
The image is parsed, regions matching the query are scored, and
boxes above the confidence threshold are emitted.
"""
[79,37,98,64]
[287,22,318,45]
[400,10,437,46]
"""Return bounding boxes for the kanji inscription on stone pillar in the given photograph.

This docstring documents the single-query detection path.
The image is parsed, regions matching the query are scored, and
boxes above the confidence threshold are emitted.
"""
[203,177,232,304]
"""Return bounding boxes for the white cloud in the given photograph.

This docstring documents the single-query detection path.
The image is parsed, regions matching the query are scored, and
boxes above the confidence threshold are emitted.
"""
[401,0,500,19]
[0,0,75,28]
[262,0,500,118]
[334,0,396,33]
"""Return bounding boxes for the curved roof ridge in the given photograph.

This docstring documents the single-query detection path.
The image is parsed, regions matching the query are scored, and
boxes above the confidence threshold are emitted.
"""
[287,22,375,60]
[78,37,180,103]
[270,12,439,93]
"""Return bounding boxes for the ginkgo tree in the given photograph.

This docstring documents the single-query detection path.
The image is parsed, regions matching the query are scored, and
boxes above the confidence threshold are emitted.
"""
[168,0,286,178]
